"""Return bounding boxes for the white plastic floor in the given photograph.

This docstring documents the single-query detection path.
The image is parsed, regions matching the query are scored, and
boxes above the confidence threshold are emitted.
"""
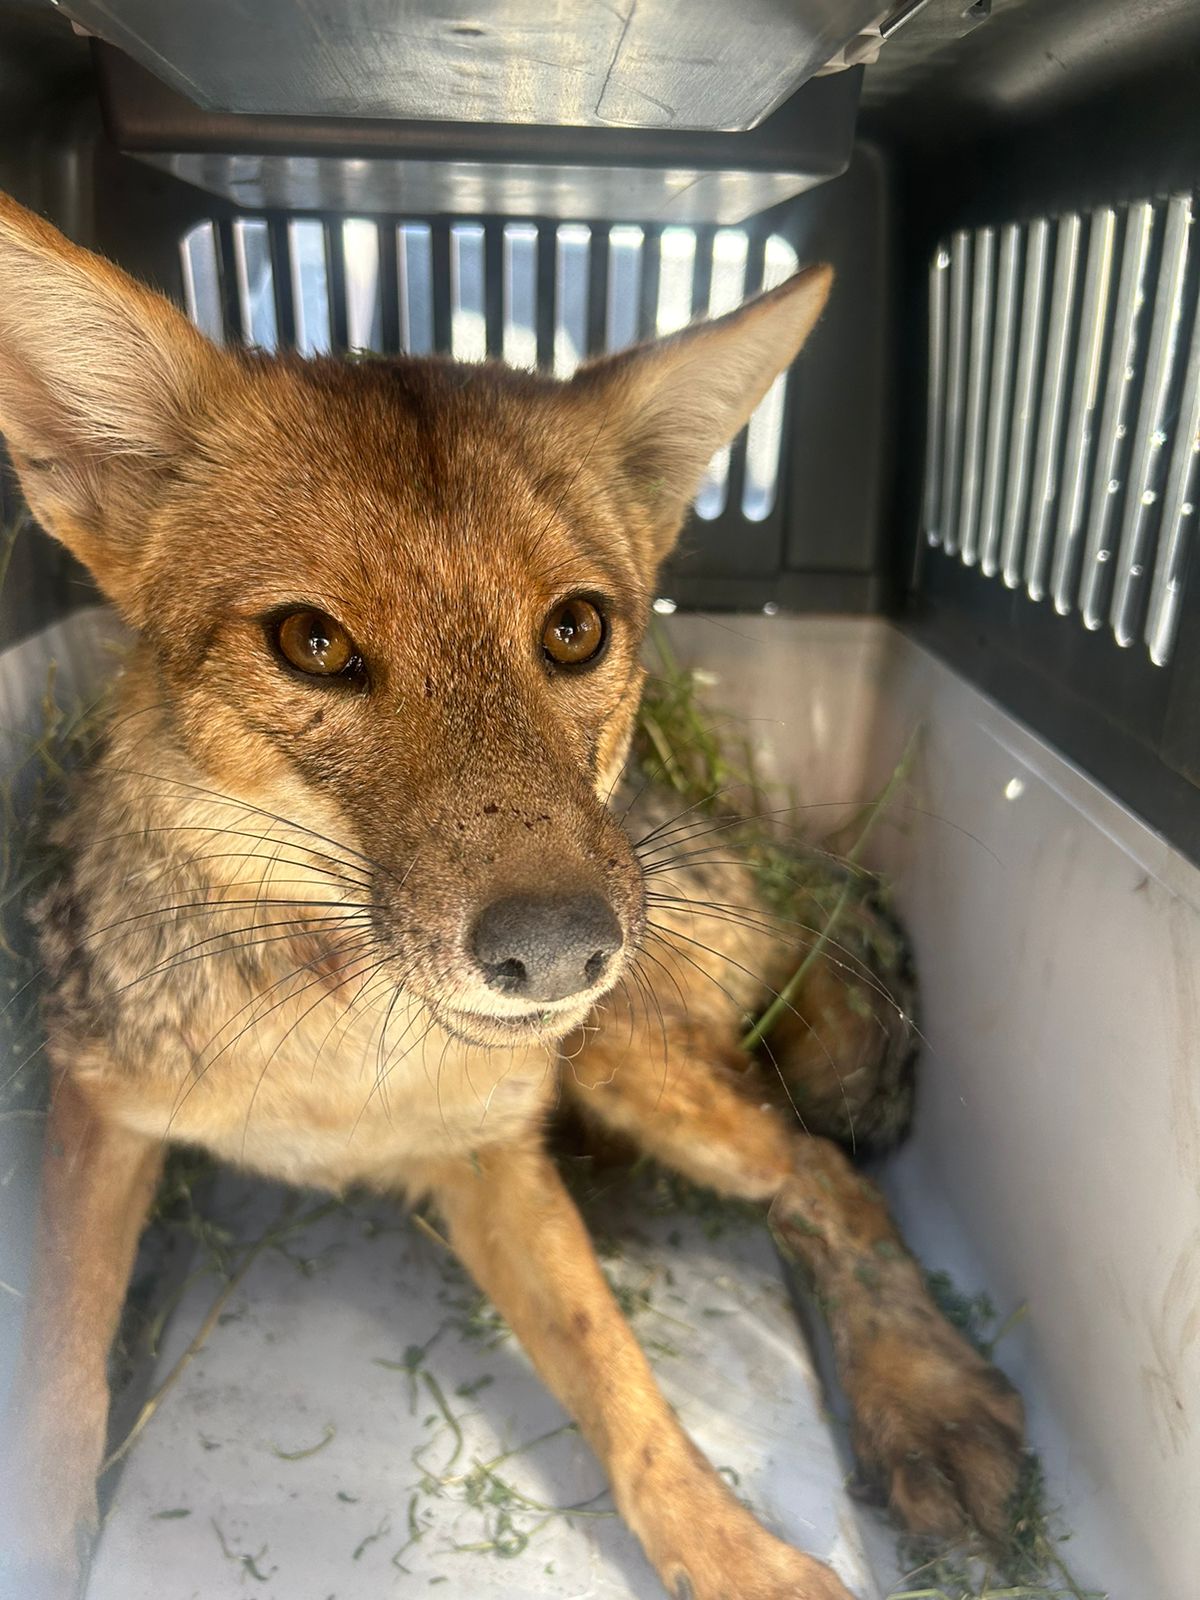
[87,1174,884,1600]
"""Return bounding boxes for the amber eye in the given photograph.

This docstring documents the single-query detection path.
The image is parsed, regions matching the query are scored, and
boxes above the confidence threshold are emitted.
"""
[273,609,359,678]
[541,597,607,669]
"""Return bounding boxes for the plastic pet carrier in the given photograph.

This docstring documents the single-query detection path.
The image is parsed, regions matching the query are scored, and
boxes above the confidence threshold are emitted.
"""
[1,4,1197,1598]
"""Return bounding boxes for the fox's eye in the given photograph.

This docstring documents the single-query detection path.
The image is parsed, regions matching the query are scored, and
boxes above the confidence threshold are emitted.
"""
[542,597,607,669]
[273,609,359,678]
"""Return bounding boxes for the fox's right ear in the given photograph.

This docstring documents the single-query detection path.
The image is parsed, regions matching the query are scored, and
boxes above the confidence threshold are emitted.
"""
[0,193,227,595]
[568,263,832,569]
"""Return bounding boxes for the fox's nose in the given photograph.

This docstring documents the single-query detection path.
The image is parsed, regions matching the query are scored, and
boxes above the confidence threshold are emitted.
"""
[471,891,623,1003]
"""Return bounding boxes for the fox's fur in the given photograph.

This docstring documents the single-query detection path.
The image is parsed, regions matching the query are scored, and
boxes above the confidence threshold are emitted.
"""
[0,193,1024,1600]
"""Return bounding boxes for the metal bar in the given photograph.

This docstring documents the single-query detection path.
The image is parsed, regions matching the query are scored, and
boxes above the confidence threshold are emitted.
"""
[940,230,971,557]
[1050,207,1116,615]
[324,219,349,352]
[535,222,556,371]
[881,0,939,40]
[377,216,401,356]
[1147,250,1200,666]
[1080,200,1155,629]
[977,223,1021,576]
[179,220,225,344]
[694,225,750,522]
[430,219,452,355]
[228,216,268,347]
[267,216,296,351]
[729,231,767,520]
[1111,193,1193,647]
[957,226,995,566]
[922,242,950,546]
[230,219,259,347]
[1024,212,1082,601]
[743,228,768,298]
[742,233,799,523]
[483,221,504,360]
[690,223,715,321]
[586,223,610,359]
[636,225,662,343]
[1000,217,1050,588]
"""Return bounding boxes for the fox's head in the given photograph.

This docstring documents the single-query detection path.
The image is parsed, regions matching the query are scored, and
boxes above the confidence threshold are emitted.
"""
[0,195,830,1048]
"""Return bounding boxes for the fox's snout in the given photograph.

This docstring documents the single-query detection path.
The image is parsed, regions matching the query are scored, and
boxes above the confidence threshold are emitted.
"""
[367,771,645,1041]
[471,889,624,1004]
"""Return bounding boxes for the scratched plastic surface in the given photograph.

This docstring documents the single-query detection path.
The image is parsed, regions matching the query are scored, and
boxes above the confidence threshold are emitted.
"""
[87,1176,882,1600]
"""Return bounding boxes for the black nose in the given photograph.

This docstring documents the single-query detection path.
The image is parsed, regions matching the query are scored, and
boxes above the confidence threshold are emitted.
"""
[471,892,623,1003]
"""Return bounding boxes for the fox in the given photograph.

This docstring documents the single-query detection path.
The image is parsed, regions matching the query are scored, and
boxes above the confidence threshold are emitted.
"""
[0,192,1024,1600]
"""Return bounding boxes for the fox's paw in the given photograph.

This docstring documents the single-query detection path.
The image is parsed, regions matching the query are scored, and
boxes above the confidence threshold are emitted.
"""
[846,1316,1025,1541]
[666,1536,857,1600]
[626,1415,859,1599]
[637,1470,858,1600]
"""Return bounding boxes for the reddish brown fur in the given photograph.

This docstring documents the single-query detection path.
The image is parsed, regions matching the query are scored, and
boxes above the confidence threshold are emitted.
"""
[0,193,1022,1600]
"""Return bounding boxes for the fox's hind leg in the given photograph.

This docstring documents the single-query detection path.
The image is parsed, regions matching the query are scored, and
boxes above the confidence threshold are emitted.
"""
[569,947,1025,1543]
[747,880,920,1158]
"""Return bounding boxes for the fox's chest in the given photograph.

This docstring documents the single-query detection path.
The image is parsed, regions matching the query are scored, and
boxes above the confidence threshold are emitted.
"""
[81,986,556,1192]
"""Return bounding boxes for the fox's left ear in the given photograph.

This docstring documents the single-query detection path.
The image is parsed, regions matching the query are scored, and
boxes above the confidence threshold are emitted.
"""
[0,192,227,595]
[570,263,833,562]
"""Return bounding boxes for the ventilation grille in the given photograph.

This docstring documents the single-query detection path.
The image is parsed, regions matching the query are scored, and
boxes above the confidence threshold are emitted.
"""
[923,195,1200,666]
[181,215,800,526]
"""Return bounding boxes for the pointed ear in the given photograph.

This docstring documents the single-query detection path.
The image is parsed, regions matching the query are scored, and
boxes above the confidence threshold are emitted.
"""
[0,192,226,595]
[570,263,833,560]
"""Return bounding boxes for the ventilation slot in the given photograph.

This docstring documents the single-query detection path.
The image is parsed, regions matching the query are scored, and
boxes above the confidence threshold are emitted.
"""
[180,214,800,530]
[502,223,538,371]
[924,194,1200,666]
[398,223,434,354]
